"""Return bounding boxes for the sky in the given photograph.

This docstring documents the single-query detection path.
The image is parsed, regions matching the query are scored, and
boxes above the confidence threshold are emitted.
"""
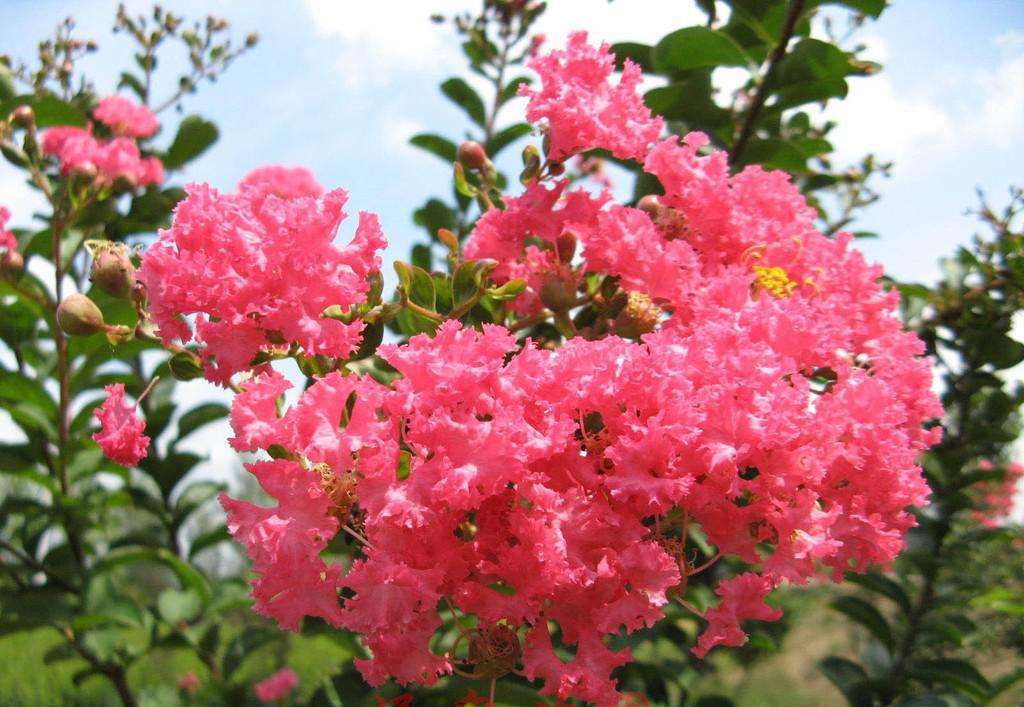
[1,1,1023,513]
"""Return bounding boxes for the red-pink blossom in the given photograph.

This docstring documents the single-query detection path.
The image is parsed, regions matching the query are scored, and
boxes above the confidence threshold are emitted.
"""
[0,207,15,253]
[93,95,159,138]
[137,167,386,384]
[41,126,164,187]
[254,667,298,703]
[178,672,200,694]
[521,31,663,162]
[92,384,149,466]
[972,460,1024,527]
[693,573,782,658]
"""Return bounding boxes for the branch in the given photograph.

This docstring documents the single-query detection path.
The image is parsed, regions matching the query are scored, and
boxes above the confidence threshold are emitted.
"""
[730,0,806,164]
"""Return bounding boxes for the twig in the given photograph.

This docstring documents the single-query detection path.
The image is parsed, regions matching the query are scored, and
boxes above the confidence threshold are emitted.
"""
[730,0,806,164]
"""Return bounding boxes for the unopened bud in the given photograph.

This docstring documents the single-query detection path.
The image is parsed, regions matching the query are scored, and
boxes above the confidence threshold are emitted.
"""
[168,351,204,381]
[88,241,135,299]
[539,269,578,313]
[637,194,661,217]
[438,228,459,254]
[556,232,576,263]
[613,291,662,338]
[457,140,490,171]
[11,105,35,130]
[1,249,24,279]
[112,173,137,194]
[57,293,105,336]
[548,160,564,176]
[245,32,259,47]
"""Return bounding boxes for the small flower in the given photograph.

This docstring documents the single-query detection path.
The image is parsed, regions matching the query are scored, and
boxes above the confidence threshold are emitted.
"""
[92,384,149,467]
[254,667,298,703]
[93,95,159,138]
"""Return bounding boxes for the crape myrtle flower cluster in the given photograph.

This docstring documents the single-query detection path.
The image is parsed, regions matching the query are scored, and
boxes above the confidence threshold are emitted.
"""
[123,31,942,705]
[972,460,1024,527]
[136,165,385,384]
[40,94,164,188]
[254,667,298,703]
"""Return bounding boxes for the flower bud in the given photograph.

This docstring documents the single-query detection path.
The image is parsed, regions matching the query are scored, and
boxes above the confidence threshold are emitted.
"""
[548,160,565,176]
[245,32,259,47]
[11,105,35,130]
[89,242,135,299]
[613,291,662,338]
[57,293,105,336]
[637,194,661,218]
[457,140,490,171]
[539,269,578,313]
[556,232,576,263]
[168,351,204,381]
[1,249,24,280]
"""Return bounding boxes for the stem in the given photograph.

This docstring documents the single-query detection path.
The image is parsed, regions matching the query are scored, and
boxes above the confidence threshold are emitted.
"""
[59,625,138,707]
[730,0,806,164]
[0,539,78,593]
[50,204,85,568]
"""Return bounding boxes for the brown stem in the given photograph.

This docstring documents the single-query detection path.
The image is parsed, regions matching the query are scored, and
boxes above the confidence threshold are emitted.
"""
[50,206,86,568]
[730,0,806,164]
[0,539,78,593]
[59,626,138,707]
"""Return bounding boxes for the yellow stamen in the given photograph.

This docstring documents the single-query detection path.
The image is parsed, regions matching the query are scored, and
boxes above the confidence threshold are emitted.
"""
[753,265,798,298]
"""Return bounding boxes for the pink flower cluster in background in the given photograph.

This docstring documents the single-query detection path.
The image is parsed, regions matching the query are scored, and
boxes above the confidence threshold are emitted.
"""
[0,206,15,253]
[41,95,163,188]
[133,33,944,706]
[254,667,298,703]
[972,460,1024,527]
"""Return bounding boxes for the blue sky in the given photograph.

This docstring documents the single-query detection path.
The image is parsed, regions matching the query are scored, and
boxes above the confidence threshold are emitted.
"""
[2,1,1023,511]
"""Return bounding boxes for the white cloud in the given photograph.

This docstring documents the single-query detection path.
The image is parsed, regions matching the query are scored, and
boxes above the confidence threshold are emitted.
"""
[976,44,1024,147]
[380,115,426,158]
[824,75,956,169]
[302,0,705,90]
[302,0,465,89]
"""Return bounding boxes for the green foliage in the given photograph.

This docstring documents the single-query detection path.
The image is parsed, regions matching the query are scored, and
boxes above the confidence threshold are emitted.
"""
[822,189,1024,707]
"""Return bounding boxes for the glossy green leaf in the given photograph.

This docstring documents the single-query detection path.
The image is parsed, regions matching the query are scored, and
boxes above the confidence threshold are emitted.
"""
[163,115,218,170]
[440,77,486,126]
[409,133,457,163]
[820,656,873,707]
[653,27,750,74]
[830,595,893,650]
[0,94,87,127]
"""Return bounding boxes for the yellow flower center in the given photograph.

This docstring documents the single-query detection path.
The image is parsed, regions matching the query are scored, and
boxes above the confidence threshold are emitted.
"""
[753,265,798,298]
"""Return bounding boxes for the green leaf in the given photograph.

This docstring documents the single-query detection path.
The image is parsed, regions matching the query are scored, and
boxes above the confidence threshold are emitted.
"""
[845,572,912,614]
[772,39,856,88]
[95,547,211,605]
[0,64,14,102]
[189,525,230,559]
[820,656,873,707]
[819,0,887,18]
[653,27,750,74]
[222,626,280,678]
[413,198,456,239]
[157,588,201,625]
[163,115,218,170]
[974,333,1024,370]
[830,595,893,650]
[908,659,991,698]
[440,77,486,126]
[411,243,432,272]
[644,75,732,129]
[499,76,531,106]
[0,94,87,128]
[176,403,229,442]
[409,133,457,163]
[486,123,532,157]
[452,262,481,312]
[737,138,808,172]
[408,265,436,311]
[609,42,654,72]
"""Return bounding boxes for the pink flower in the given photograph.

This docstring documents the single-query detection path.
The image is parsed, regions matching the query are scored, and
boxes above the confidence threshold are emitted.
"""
[239,165,324,199]
[693,573,782,658]
[93,95,159,138]
[972,461,1024,527]
[521,31,663,162]
[0,206,15,253]
[137,167,386,384]
[254,667,298,703]
[178,672,200,694]
[40,127,164,187]
[92,384,149,466]
[220,460,345,630]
